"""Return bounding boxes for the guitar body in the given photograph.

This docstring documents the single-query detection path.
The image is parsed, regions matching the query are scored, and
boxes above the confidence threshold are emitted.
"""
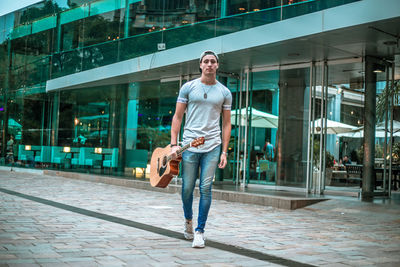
[150,145,181,188]
[150,137,205,188]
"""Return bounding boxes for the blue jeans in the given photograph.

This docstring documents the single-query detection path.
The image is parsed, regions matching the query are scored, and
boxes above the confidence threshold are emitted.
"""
[181,145,220,233]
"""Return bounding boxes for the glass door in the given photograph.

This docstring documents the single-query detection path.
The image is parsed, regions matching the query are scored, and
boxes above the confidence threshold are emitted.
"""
[232,63,312,189]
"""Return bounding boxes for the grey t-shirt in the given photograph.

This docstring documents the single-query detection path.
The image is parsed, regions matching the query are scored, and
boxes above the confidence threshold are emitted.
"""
[177,78,232,152]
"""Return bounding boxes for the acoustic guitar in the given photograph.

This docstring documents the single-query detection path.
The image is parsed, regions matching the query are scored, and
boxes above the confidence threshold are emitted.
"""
[150,137,205,188]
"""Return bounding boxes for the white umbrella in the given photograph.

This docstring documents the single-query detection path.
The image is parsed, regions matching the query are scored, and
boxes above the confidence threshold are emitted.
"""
[8,118,22,128]
[376,120,400,132]
[231,108,278,128]
[338,129,400,138]
[312,118,356,134]
[339,120,400,138]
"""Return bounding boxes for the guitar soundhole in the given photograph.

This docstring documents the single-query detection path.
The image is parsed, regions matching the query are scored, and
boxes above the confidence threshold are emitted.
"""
[162,156,167,167]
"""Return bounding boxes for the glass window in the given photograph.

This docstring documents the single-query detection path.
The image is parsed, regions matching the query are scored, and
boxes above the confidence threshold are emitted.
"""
[227,0,281,16]
[13,1,62,26]
[61,20,83,50]
[135,79,179,151]
[84,9,125,46]
[129,0,220,37]
[59,86,112,147]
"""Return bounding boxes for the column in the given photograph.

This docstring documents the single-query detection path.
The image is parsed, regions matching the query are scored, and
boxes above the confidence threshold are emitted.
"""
[362,56,377,198]
[277,68,307,186]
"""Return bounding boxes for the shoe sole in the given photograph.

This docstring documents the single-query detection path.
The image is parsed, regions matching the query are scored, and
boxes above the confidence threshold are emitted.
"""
[184,233,194,240]
[192,243,205,248]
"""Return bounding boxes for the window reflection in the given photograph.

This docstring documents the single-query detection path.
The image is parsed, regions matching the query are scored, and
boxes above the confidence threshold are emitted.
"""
[129,0,220,36]
[135,79,178,152]
[59,87,111,148]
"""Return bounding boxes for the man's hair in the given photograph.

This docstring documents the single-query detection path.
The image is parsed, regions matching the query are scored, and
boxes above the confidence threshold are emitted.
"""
[199,50,219,73]
[199,50,219,63]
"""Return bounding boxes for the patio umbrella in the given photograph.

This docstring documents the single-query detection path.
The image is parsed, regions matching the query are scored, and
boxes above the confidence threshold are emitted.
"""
[8,118,22,128]
[312,118,356,134]
[231,108,278,128]
[376,120,400,132]
[338,129,400,138]
[338,120,400,138]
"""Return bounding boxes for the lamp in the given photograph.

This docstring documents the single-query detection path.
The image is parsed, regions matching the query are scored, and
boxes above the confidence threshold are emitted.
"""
[94,147,102,154]
[25,145,31,151]
[373,63,385,73]
[63,146,71,153]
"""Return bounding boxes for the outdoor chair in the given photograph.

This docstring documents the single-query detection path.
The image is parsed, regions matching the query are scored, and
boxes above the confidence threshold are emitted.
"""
[103,148,119,170]
[34,146,52,166]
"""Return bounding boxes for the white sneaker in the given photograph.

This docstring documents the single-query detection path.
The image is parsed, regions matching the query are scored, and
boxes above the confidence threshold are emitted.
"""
[184,219,194,240]
[192,231,205,248]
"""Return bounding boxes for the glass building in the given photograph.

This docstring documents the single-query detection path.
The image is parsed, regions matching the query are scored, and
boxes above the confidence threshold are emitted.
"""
[1,0,399,198]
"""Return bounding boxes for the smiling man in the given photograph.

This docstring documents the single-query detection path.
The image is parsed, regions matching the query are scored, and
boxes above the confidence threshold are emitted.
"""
[170,50,232,248]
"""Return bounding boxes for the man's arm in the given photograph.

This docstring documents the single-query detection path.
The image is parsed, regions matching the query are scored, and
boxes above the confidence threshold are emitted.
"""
[170,102,186,157]
[218,109,231,169]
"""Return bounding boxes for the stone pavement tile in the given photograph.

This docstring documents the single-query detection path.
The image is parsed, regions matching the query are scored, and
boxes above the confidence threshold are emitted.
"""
[40,263,70,267]
[34,257,64,264]
[93,255,129,265]
[0,259,36,264]
[0,253,18,260]
[6,264,39,267]
[201,258,269,266]
[317,263,350,267]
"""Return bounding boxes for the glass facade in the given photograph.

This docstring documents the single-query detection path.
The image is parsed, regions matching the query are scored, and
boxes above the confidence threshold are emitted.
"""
[3,0,392,194]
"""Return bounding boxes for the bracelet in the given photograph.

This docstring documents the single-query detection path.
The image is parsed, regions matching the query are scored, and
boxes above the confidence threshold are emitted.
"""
[170,144,177,147]
[222,152,227,155]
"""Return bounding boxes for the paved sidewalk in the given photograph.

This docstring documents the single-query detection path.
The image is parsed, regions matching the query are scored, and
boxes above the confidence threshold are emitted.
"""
[0,170,399,266]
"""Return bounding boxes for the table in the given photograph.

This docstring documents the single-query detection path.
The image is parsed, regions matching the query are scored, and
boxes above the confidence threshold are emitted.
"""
[374,167,400,191]
[62,151,78,168]
[329,170,348,185]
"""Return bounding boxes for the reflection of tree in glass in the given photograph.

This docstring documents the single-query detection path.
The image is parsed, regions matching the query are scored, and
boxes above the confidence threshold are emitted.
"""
[137,126,170,152]
[19,1,63,25]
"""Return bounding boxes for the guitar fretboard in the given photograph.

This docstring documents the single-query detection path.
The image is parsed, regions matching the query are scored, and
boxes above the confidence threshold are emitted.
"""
[166,142,191,162]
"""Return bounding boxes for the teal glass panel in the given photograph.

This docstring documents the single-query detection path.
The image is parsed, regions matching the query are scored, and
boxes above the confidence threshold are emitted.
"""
[89,0,125,17]
[129,0,141,4]
[282,0,360,20]
[10,24,31,39]
[83,9,125,47]
[14,1,61,26]
[60,5,89,25]
[32,15,57,34]
[61,20,83,50]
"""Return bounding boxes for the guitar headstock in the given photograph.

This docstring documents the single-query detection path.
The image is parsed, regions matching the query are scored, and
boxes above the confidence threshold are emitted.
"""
[191,137,205,148]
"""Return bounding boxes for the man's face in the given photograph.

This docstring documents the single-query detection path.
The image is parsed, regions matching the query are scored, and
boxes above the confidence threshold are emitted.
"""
[200,54,218,75]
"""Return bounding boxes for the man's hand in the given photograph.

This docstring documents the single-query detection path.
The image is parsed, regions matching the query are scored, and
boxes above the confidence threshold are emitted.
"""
[170,145,181,160]
[218,153,227,169]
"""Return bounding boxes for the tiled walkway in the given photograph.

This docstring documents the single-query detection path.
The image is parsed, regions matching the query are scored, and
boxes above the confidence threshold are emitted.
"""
[0,170,399,266]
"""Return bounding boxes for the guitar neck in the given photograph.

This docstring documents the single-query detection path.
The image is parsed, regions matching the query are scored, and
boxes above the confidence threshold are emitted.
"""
[167,142,191,162]
[176,143,191,156]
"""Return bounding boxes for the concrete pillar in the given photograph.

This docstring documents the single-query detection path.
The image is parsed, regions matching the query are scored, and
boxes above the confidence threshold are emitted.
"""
[277,68,307,186]
[362,56,377,198]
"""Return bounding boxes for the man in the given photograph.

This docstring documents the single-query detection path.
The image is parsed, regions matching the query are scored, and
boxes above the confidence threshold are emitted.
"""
[343,155,352,166]
[170,50,232,248]
[263,140,274,161]
[6,134,15,164]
